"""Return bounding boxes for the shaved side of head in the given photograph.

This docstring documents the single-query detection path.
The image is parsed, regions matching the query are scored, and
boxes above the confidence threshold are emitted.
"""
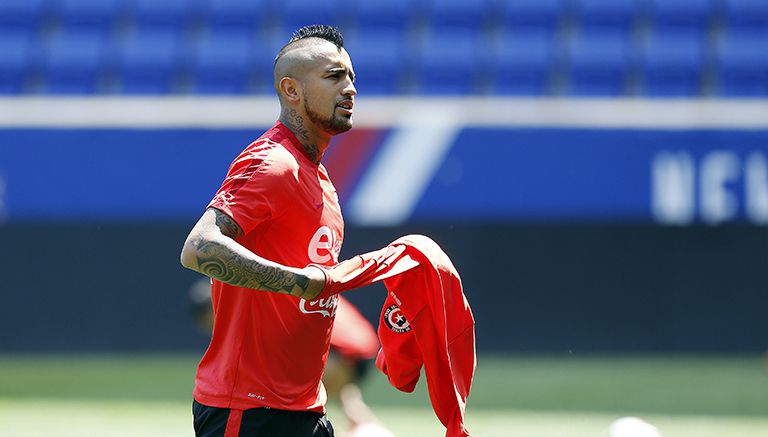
[273,38,340,93]
[273,25,345,97]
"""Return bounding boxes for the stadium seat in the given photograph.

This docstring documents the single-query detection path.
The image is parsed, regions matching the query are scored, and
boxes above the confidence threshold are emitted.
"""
[715,30,768,96]
[344,30,406,94]
[565,30,632,95]
[113,30,183,94]
[723,0,768,32]
[639,30,706,96]
[649,0,713,34]
[502,0,565,32]
[0,0,47,33]
[427,0,490,32]
[204,0,267,33]
[0,31,34,94]
[278,0,337,35]
[574,0,638,32]
[414,31,483,95]
[129,0,203,33]
[353,0,413,32]
[490,29,556,95]
[190,30,254,94]
[52,0,125,34]
[41,30,107,94]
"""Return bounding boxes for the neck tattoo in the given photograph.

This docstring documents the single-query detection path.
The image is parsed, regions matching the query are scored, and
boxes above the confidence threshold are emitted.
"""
[282,109,320,164]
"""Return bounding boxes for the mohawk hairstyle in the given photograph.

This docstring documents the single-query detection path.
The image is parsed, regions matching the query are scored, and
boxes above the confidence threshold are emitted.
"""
[289,24,344,47]
[275,24,345,65]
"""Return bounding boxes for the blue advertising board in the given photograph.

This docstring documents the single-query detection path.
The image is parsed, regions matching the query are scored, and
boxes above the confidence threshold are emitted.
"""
[1,127,767,225]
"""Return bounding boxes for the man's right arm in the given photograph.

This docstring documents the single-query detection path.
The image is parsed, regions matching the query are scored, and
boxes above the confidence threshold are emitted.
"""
[180,207,325,299]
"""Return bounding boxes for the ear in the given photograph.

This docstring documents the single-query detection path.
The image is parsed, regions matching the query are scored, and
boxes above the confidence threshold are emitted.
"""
[279,77,302,103]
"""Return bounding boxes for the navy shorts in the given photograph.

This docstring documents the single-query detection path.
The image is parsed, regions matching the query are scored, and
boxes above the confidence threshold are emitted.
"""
[193,400,334,437]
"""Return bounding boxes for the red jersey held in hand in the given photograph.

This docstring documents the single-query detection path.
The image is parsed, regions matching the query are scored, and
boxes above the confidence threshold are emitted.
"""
[194,121,344,413]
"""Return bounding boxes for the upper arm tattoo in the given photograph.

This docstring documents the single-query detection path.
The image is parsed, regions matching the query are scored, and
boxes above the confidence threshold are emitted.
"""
[210,207,244,239]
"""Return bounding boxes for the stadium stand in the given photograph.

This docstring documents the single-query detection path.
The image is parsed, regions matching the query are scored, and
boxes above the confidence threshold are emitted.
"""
[0,0,765,97]
[716,29,768,96]
[723,0,768,31]
[501,0,565,32]
[344,29,406,95]
[113,29,183,94]
[414,30,483,94]
[639,30,707,96]
[574,0,638,32]
[0,29,33,94]
[189,29,255,94]
[353,0,414,32]
[52,0,125,35]
[204,0,266,33]
[0,0,47,30]
[42,29,107,94]
[490,29,556,95]
[426,0,491,32]
[565,29,633,95]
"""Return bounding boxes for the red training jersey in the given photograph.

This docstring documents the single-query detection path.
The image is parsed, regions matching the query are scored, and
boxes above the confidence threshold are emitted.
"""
[193,121,344,413]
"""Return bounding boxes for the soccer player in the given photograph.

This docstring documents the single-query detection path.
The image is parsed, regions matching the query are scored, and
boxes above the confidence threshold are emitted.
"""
[180,25,357,436]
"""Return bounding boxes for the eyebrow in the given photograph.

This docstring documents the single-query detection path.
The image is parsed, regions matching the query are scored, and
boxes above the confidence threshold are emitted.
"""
[326,67,355,82]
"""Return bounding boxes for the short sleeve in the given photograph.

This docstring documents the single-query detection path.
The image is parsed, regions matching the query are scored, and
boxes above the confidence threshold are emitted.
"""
[208,143,296,234]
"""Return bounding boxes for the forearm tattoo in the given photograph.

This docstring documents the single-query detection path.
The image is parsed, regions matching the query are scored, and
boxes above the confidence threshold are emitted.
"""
[195,240,312,297]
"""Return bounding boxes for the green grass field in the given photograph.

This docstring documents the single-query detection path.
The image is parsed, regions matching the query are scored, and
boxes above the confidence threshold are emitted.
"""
[1,354,767,436]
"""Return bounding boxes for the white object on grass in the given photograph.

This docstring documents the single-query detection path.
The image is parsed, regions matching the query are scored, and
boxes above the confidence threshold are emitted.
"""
[607,416,662,437]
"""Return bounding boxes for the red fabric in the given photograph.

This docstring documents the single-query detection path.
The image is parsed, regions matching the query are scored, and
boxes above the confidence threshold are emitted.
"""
[194,122,344,413]
[223,409,243,437]
[318,235,476,437]
[330,295,379,361]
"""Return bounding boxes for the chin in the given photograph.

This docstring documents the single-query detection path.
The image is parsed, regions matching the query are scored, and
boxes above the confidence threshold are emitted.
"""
[329,119,353,135]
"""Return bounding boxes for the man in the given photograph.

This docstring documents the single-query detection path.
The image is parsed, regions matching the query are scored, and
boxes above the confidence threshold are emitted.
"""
[180,25,356,436]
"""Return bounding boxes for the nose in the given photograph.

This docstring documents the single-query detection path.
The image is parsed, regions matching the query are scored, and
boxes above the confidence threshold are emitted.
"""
[343,76,356,97]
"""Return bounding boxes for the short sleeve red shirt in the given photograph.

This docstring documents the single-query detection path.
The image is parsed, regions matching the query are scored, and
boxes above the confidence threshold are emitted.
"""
[194,122,344,413]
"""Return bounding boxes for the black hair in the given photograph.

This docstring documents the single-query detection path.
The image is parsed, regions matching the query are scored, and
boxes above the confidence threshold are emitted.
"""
[288,24,344,47]
[275,25,345,65]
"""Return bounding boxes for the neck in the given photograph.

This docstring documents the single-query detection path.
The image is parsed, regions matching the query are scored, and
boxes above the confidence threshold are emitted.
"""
[279,108,330,164]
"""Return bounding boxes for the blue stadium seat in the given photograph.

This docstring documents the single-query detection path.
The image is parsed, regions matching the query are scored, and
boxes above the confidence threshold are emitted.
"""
[0,31,34,94]
[427,0,490,32]
[723,0,768,32]
[414,31,482,95]
[344,30,406,94]
[52,0,125,34]
[0,0,47,33]
[353,0,413,31]
[716,30,768,96]
[490,29,556,95]
[574,0,638,32]
[113,30,182,94]
[502,0,565,31]
[649,0,713,34]
[42,30,107,94]
[190,30,254,94]
[204,0,266,33]
[639,30,706,96]
[278,0,337,35]
[565,30,632,95]
[130,0,203,33]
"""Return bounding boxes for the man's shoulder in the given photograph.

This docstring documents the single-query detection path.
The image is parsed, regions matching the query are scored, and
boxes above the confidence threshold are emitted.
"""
[242,138,299,179]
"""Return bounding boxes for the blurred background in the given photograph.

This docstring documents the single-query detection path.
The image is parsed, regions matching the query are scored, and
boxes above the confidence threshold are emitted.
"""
[1,0,767,436]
